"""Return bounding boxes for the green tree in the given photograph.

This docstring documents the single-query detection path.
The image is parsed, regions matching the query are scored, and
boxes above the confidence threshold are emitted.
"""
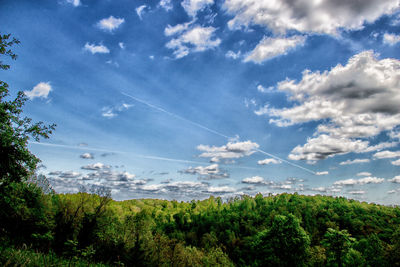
[0,33,55,184]
[321,228,355,267]
[252,213,310,266]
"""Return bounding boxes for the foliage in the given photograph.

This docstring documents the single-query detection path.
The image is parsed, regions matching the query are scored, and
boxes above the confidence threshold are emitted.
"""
[0,33,55,184]
[0,246,109,267]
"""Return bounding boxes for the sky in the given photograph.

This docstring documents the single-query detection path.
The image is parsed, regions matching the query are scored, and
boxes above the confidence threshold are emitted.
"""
[2,0,400,204]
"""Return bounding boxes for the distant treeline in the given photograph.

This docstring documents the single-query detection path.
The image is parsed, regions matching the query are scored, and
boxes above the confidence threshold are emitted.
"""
[1,181,400,266]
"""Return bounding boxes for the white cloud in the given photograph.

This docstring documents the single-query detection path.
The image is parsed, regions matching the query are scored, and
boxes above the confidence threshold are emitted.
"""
[166,25,221,58]
[339,158,370,165]
[136,5,147,20]
[164,22,192,36]
[101,108,116,118]
[225,50,241,59]
[97,16,125,32]
[334,176,384,186]
[24,82,52,100]
[316,171,329,176]
[257,84,274,93]
[159,0,173,11]
[348,190,366,195]
[101,103,133,119]
[181,0,214,17]
[181,164,229,179]
[224,0,399,35]
[84,43,110,54]
[119,42,125,49]
[66,0,80,7]
[242,176,268,185]
[81,162,110,170]
[288,135,370,162]
[389,130,400,140]
[383,33,400,45]
[197,140,259,162]
[357,172,372,177]
[257,158,281,165]
[389,176,400,183]
[392,159,400,165]
[80,153,94,159]
[373,150,400,159]
[256,51,400,162]
[59,171,81,179]
[244,35,306,63]
[206,186,235,193]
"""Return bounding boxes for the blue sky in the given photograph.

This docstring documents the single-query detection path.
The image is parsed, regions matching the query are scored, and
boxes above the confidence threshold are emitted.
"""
[2,0,400,204]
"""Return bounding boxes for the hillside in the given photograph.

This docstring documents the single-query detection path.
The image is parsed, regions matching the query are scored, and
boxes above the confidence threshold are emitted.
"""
[1,186,400,266]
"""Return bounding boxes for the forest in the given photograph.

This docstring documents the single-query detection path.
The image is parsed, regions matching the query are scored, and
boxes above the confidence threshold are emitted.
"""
[2,33,400,266]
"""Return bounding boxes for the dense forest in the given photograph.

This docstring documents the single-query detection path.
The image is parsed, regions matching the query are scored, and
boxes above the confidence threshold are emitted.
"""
[2,33,400,266]
[2,185,400,266]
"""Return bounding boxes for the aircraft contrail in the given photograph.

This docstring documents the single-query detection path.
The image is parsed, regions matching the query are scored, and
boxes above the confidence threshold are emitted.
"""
[121,92,317,175]
[30,141,259,170]
[30,142,205,165]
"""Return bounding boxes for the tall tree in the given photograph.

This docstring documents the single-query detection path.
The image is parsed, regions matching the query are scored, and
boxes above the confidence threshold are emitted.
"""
[0,33,55,184]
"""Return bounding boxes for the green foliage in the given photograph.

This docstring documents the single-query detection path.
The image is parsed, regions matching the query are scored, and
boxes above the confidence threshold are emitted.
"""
[0,182,52,247]
[0,33,55,184]
[251,213,310,266]
[0,246,109,267]
[321,228,355,267]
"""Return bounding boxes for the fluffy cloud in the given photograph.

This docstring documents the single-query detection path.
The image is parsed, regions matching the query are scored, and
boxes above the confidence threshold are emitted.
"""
[242,176,273,186]
[383,33,400,45]
[334,176,384,186]
[288,135,370,162]
[257,84,274,93]
[244,36,306,63]
[357,172,372,177]
[224,0,399,35]
[84,43,110,54]
[66,0,80,7]
[197,140,259,162]
[50,171,81,179]
[388,176,400,183]
[206,186,235,193]
[225,50,241,60]
[136,5,147,20]
[25,82,52,100]
[159,0,173,11]
[165,25,221,58]
[257,158,281,165]
[81,162,110,170]
[339,158,370,165]
[181,0,214,17]
[102,103,133,118]
[256,51,400,162]
[164,22,192,36]
[392,159,400,165]
[316,171,329,176]
[181,164,229,179]
[80,153,94,159]
[97,16,125,31]
[373,150,400,159]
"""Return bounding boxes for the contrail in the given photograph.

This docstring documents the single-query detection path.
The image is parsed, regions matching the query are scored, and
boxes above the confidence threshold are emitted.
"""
[122,91,317,175]
[121,92,230,139]
[255,149,316,175]
[30,142,205,165]
[30,141,260,170]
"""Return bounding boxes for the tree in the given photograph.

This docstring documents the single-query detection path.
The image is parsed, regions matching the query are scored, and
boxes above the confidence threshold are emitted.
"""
[0,33,56,184]
[321,228,356,267]
[252,213,310,266]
